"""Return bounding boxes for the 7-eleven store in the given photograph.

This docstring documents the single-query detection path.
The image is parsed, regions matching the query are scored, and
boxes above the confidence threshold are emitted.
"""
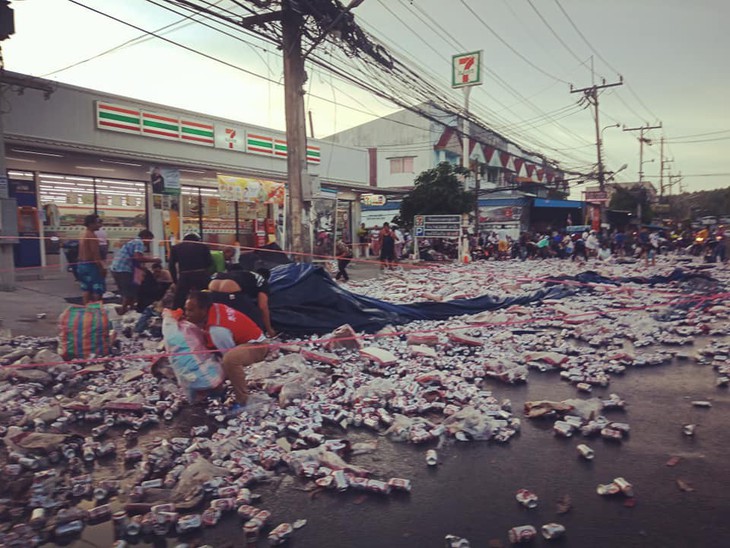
[2,73,369,269]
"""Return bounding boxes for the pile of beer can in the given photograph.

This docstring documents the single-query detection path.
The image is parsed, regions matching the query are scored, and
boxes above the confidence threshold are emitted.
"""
[0,258,728,546]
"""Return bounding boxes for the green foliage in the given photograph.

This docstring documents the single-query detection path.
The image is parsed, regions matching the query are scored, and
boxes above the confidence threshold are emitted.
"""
[665,187,730,220]
[394,162,475,229]
[609,186,653,223]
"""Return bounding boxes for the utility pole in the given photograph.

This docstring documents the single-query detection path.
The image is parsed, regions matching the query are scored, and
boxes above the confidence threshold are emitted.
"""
[281,0,307,258]
[659,136,665,198]
[623,122,662,183]
[570,77,623,226]
[177,0,384,260]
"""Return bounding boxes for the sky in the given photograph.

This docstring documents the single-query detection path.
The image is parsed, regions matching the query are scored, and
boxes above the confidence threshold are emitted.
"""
[3,0,730,197]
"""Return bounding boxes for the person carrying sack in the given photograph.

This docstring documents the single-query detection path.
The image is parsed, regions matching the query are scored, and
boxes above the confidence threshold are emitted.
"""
[335,239,353,282]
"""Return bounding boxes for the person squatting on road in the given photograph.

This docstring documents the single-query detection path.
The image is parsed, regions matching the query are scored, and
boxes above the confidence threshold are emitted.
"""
[170,232,213,310]
[77,214,107,304]
[184,291,268,413]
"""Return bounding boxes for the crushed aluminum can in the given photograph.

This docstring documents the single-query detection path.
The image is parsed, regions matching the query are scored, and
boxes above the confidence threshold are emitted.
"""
[553,421,574,437]
[332,470,349,491]
[388,477,412,492]
[126,515,143,537]
[201,507,221,527]
[29,508,46,528]
[541,522,566,540]
[190,425,209,437]
[237,504,259,520]
[600,427,623,441]
[596,482,621,496]
[315,475,333,489]
[366,479,392,495]
[217,486,238,498]
[210,497,237,512]
[691,400,712,408]
[87,504,112,522]
[243,517,264,541]
[613,477,635,497]
[268,522,294,545]
[96,441,117,458]
[426,449,438,466]
[140,478,163,490]
[445,534,471,547]
[576,382,592,393]
[508,525,537,544]
[576,444,595,460]
[176,513,202,534]
[610,422,631,435]
[515,489,538,509]
[123,448,143,462]
[55,519,84,537]
[683,424,696,436]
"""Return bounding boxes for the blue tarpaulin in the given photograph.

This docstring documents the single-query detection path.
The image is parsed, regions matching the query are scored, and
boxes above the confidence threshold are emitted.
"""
[268,263,575,335]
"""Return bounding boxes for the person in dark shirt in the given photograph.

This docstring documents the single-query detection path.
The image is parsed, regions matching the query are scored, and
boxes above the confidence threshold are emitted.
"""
[170,233,213,309]
[208,268,276,338]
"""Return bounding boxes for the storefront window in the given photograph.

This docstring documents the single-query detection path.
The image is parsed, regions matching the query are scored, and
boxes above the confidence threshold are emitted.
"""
[38,172,147,252]
[181,185,270,250]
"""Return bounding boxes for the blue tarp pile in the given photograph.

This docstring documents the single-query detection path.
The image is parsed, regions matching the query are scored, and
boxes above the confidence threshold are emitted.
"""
[268,264,577,335]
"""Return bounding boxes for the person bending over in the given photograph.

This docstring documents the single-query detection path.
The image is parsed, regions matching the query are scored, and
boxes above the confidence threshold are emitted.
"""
[208,268,276,338]
[184,291,268,413]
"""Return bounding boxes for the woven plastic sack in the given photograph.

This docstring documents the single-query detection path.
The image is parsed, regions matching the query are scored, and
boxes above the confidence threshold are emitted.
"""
[162,310,224,400]
[58,303,111,359]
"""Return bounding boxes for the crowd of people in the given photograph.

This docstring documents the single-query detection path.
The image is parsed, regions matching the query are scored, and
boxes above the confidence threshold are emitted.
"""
[467,225,728,268]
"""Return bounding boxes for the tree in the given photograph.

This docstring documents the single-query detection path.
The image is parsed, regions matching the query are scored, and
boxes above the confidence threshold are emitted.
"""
[394,162,474,229]
[609,185,653,224]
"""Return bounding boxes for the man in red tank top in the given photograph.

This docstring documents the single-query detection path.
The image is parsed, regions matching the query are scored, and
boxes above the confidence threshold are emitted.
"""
[185,291,268,409]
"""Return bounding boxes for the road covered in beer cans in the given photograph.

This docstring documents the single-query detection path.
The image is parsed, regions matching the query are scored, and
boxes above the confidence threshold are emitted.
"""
[1,254,730,547]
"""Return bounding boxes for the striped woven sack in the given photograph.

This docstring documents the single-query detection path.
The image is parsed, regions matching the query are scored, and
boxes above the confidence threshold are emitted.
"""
[58,304,112,359]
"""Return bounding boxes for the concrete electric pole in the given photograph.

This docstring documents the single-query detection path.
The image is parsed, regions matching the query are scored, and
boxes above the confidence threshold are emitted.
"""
[623,122,662,183]
[173,0,385,260]
[570,77,623,225]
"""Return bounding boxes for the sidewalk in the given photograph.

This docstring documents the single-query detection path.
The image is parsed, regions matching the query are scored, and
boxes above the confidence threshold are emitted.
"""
[0,259,389,338]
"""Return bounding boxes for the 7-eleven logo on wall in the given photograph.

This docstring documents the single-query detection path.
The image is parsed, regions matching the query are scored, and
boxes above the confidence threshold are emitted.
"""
[452,50,483,88]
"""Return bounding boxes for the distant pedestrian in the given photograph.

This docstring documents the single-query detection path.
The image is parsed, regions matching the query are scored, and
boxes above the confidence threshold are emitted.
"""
[110,229,156,314]
[77,214,106,304]
[379,223,396,270]
[170,232,213,310]
[393,225,405,259]
[335,239,353,282]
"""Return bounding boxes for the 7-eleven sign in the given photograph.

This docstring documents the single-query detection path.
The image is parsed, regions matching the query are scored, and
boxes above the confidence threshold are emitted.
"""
[452,50,483,88]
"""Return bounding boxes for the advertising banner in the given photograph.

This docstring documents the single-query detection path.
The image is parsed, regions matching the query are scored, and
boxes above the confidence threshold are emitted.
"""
[217,175,285,206]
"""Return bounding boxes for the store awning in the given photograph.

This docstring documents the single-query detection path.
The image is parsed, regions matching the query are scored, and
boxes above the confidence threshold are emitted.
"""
[478,197,528,207]
[533,198,583,209]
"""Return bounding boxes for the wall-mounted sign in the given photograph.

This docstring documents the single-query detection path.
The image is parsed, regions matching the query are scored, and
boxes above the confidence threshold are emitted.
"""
[361,194,386,206]
[97,101,321,163]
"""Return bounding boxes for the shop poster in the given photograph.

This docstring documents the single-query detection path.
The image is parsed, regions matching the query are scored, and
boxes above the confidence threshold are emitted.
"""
[217,175,285,206]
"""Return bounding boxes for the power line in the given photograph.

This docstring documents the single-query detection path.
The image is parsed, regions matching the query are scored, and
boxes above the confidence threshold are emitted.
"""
[458,0,570,85]
[552,0,660,122]
[526,0,590,69]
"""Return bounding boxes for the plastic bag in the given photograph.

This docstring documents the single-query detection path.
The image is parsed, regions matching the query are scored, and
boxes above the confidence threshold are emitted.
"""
[58,303,111,359]
[162,311,223,400]
[443,407,498,440]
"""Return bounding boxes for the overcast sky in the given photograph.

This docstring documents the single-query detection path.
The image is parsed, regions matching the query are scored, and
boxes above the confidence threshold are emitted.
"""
[4,0,729,196]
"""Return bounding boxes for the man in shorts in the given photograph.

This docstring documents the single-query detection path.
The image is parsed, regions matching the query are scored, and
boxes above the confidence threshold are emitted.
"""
[77,214,107,304]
